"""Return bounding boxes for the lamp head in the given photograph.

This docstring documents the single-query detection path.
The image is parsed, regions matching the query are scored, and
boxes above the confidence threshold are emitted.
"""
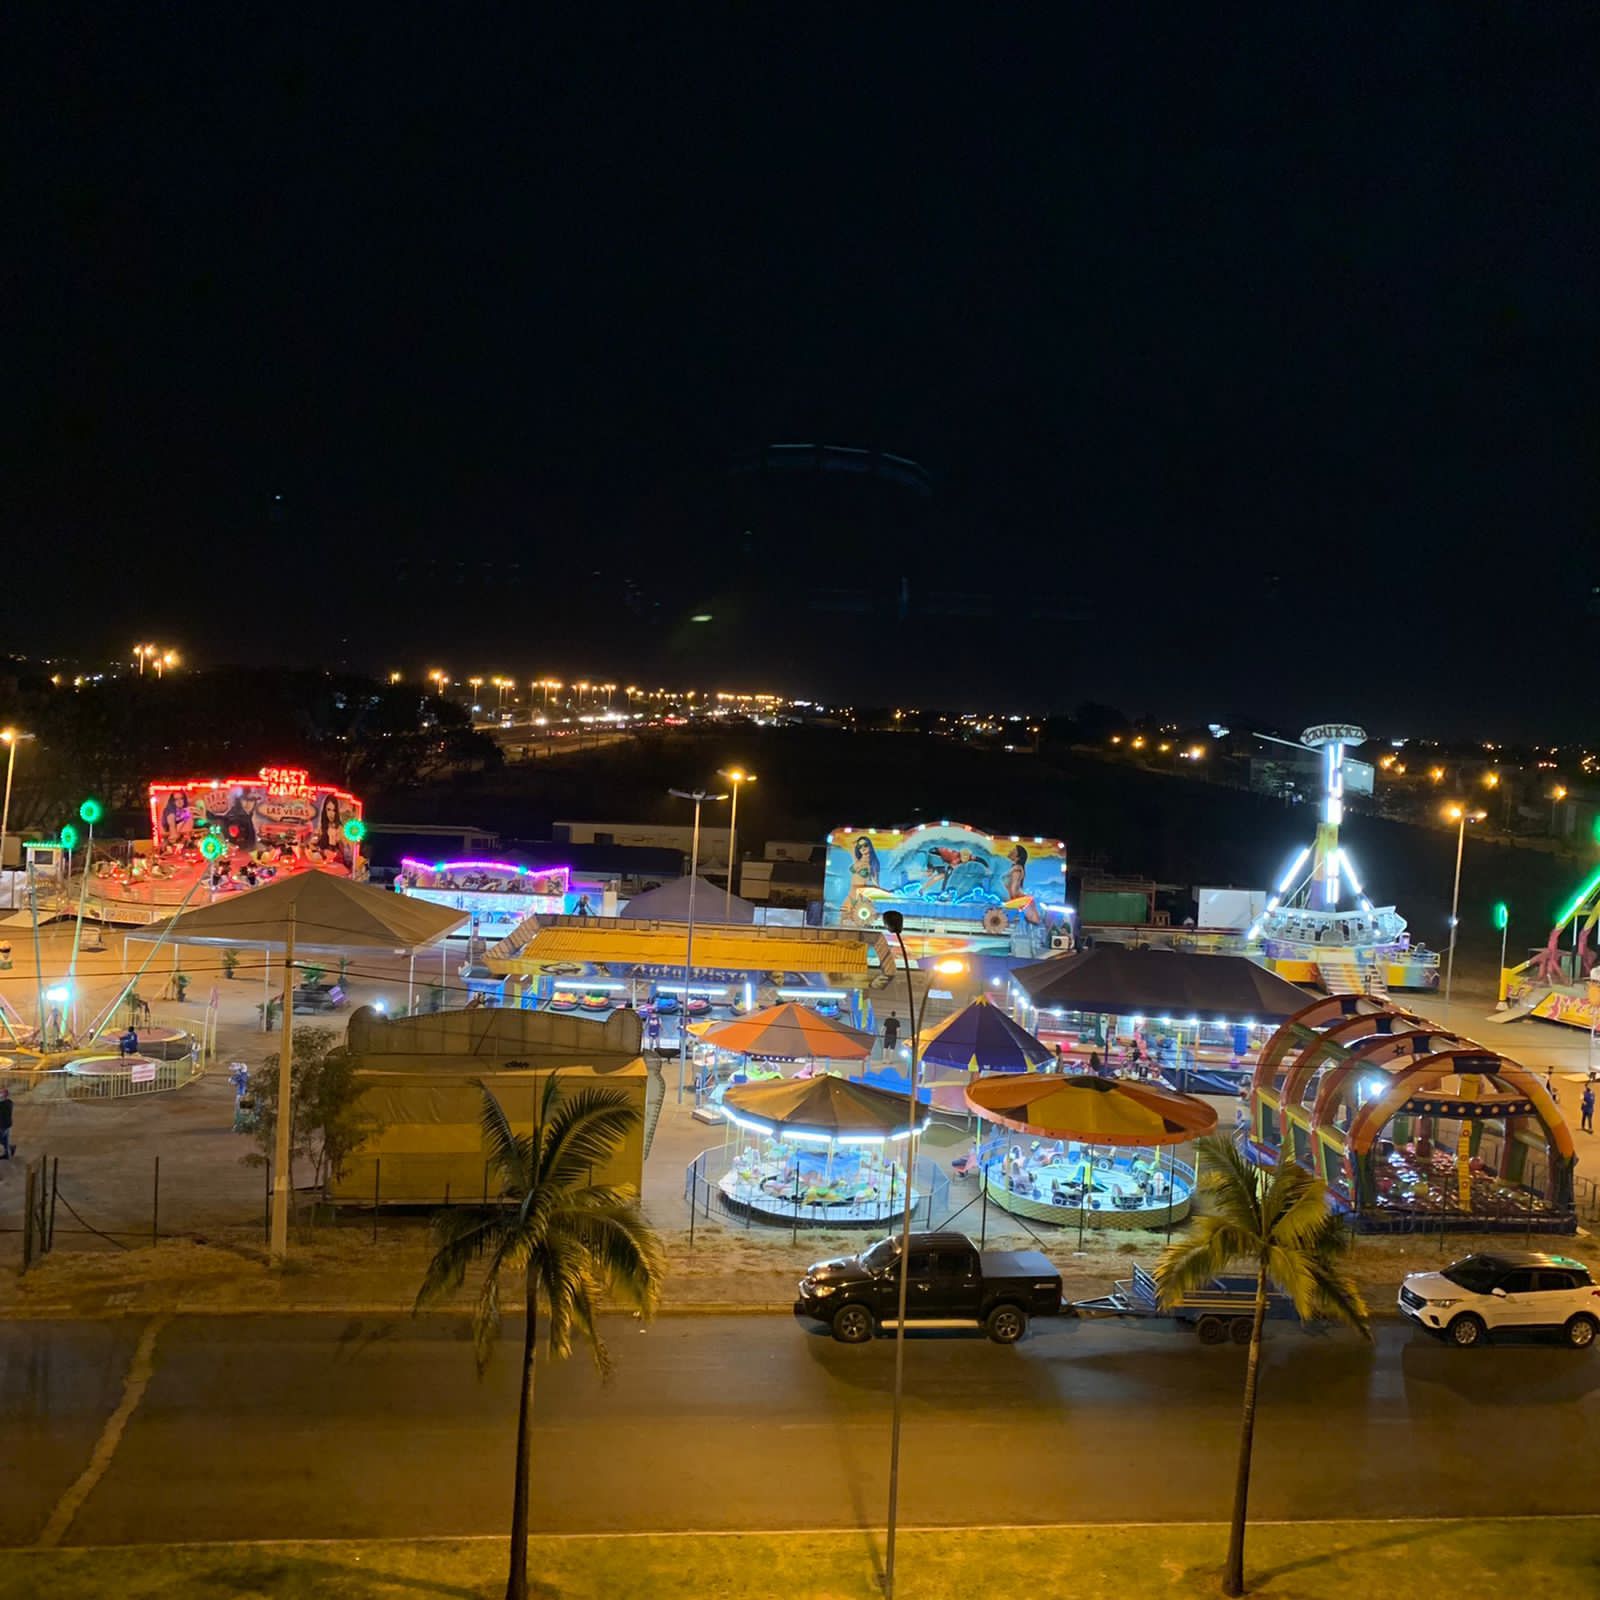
[882,910,905,936]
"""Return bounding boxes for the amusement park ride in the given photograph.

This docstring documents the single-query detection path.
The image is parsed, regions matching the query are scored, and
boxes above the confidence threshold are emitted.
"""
[1497,861,1600,1032]
[1247,724,1440,995]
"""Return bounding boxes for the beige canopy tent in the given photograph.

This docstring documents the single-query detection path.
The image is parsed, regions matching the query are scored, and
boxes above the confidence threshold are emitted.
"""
[121,869,467,1026]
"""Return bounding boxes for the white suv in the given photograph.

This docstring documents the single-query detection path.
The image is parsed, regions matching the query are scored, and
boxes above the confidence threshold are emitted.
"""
[1400,1252,1600,1349]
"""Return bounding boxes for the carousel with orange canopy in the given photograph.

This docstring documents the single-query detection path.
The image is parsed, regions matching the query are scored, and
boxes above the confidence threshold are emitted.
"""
[964,1072,1217,1233]
[711,1073,929,1227]
[691,1001,876,1115]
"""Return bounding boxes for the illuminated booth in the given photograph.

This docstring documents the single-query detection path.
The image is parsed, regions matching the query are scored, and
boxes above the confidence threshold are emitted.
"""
[397,858,579,940]
[1248,995,1577,1233]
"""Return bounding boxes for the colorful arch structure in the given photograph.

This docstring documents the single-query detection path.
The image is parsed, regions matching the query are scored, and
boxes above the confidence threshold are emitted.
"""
[1248,998,1576,1234]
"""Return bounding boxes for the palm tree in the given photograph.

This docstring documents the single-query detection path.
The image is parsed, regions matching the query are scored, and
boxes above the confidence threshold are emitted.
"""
[1155,1134,1370,1597]
[415,1079,664,1600]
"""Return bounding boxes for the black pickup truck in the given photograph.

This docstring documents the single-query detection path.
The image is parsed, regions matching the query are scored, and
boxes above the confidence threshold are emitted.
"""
[794,1230,1064,1344]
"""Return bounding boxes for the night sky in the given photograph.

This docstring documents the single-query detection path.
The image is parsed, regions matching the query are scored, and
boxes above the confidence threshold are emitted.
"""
[10,9,1598,732]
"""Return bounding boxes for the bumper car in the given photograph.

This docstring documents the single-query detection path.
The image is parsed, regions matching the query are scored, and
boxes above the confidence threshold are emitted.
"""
[549,991,579,1012]
[580,992,610,1012]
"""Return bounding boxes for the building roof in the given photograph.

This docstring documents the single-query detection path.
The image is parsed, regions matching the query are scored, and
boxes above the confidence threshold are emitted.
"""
[491,922,874,978]
[1013,945,1311,1022]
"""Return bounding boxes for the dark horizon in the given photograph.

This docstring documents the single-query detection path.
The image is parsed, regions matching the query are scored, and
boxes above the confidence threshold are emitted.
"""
[9,10,1598,735]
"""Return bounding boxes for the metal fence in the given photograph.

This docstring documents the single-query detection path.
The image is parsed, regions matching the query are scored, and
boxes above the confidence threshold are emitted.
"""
[1,1049,204,1103]
[683,1145,954,1244]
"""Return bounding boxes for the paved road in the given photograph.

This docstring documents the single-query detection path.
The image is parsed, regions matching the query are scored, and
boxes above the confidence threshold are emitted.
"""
[6,1310,1600,1548]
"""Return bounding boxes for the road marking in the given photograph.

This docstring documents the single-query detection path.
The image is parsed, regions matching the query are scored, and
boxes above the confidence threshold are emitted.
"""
[35,1313,169,1548]
[17,1511,1600,1554]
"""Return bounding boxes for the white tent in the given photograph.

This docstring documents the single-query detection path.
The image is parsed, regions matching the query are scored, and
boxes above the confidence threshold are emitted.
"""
[621,875,756,924]
[122,869,467,1022]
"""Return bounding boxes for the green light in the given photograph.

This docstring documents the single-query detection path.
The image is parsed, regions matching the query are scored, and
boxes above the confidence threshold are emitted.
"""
[1554,865,1600,930]
[690,613,713,623]
[1493,902,1508,930]
[199,834,225,861]
[341,817,367,844]
[78,797,103,825]
[59,823,79,850]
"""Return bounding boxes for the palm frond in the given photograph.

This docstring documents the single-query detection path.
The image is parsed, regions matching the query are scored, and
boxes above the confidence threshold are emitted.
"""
[565,1274,613,1382]
[556,1202,666,1319]
[1154,1214,1259,1307]
[1192,1135,1267,1235]
[537,1088,641,1191]
[477,1083,534,1194]
[469,1227,535,1373]
[1300,1215,1371,1336]
[414,1206,513,1313]
[1259,1160,1331,1248]
[419,1083,665,1388]
[536,1227,592,1366]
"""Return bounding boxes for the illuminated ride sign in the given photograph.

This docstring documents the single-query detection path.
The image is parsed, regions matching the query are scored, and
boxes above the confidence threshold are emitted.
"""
[822,820,1067,949]
[397,858,576,938]
[148,771,364,860]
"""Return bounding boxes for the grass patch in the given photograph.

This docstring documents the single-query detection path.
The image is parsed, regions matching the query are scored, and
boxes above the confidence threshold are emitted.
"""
[8,1519,1598,1600]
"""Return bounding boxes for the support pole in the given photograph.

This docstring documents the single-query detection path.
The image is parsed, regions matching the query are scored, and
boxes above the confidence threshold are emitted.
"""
[884,917,924,1600]
[269,910,297,1262]
[28,848,45,1044]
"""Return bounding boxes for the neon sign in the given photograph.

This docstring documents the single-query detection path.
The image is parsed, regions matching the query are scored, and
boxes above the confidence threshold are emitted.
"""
[258,766,313,797]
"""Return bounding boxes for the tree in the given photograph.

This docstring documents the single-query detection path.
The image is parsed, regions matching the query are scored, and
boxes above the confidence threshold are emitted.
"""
[243,1026,378,1199]
[414,1080,663,1600]
[1155,1136,1370,1597]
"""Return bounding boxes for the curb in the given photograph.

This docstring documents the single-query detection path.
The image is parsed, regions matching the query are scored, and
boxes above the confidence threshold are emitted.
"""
[0,1298,1406,1322]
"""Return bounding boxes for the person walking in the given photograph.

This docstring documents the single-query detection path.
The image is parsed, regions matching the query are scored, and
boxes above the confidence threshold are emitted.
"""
[1582,1082,1595,1135]
[882,1011,901,1057]
[0,1087,12,1159]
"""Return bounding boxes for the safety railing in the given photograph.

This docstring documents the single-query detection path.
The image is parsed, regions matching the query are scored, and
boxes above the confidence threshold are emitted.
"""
[0,1047,204,1103]
[684,1144,952,1239]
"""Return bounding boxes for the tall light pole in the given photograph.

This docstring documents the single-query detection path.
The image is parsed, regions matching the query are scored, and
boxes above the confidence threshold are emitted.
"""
[1493,901,1510,1009]
[1443,803,1485,1011]
[668,786,727,1104]
[467,676,484,717]
[156,649,178,679]
[1552,785,1568,836]
[0,729,33,887]
[878,914,960,1600]
[134,643,147,675]
[717,768,755,917]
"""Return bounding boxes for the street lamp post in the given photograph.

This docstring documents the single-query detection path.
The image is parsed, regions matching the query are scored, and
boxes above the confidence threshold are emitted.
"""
[0,729,33,905]
[1443,804,1486,1011]
[668,787,728,1104]
[878,915,959,1600]
[1552,785,1568,836]
[1493,902,1510,1009]
[717,768,755,917]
